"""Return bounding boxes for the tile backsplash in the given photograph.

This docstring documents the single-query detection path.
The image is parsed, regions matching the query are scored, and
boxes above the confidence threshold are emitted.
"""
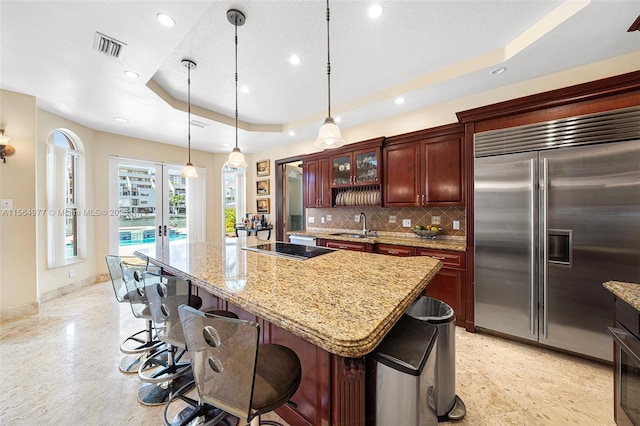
[306,206,466,237]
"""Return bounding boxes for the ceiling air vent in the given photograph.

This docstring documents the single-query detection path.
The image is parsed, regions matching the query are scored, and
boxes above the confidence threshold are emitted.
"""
[93,32,126,60]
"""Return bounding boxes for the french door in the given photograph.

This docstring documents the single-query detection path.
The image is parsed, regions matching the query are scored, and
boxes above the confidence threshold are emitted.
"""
[109,157,199,256]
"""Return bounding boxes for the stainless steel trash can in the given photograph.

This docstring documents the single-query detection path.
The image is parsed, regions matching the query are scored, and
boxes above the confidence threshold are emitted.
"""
[406,296,466,421]
[369,314,439,426]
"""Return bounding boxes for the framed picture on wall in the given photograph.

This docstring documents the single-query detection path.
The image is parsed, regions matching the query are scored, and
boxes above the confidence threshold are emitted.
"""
[256,160,270,177]
[256,180,270,196]
[256,199,270,214]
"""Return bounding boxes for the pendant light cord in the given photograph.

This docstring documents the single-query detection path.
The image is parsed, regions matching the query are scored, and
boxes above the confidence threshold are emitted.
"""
[187,63,192,163]
[326,0,332,118]
[235,17,239,150]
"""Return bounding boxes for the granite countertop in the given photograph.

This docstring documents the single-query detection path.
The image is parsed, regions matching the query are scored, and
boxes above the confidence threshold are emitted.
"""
[288,229,466,252]
[136,237,442,357]
[603,281,640,311]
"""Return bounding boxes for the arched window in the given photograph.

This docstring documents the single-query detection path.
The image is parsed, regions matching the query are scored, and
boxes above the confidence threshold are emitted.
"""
[47,129,84,267]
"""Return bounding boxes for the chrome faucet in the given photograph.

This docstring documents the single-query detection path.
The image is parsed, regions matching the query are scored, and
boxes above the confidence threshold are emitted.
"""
[360,212,368,235]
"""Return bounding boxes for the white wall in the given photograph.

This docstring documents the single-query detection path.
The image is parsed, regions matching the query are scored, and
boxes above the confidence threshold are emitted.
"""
[0,90,38,319]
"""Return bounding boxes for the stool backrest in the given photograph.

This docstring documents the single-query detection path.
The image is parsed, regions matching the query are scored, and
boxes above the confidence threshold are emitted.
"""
[120,259,160,320]
[179,305,259,422]
[143,272,190,349]
[105,255,142,302]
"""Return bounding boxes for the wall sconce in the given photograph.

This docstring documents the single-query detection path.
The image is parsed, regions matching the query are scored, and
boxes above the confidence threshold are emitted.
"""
[0,129,15,163]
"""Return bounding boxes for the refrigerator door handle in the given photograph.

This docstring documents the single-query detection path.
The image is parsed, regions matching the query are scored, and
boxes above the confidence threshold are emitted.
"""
[542,158,549,339]
[529,159,536,335]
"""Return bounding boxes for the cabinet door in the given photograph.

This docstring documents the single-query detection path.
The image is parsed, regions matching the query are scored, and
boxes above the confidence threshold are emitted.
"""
[383,143,421,206]
[422,135,463,205]
[415,248,465,326]
[318,157,332,207]
[353,147,380,185]
[422,268,465,327]
[331,154,352,187]
[303,160,318,208]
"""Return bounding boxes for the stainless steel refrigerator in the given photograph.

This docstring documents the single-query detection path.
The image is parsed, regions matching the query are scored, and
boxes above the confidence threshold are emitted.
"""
[474,107,640,362]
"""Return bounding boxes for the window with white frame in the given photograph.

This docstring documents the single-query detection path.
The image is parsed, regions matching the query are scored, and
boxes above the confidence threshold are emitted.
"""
[47,129,84,267]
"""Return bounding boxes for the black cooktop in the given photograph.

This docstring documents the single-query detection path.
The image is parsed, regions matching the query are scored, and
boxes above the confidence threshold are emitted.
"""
[244,242,335,260]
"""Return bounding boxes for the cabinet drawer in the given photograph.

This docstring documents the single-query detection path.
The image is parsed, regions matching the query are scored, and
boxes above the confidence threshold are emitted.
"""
[375,244,415,257]
[325,240,369,252]
[415,249,465,269]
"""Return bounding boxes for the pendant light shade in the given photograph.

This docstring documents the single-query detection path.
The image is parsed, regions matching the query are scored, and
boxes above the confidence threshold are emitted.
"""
[225,9,248,169]
[181,163,199,178]
[316,117,345,149]
[181,58,199,178]
[314,0,345,149]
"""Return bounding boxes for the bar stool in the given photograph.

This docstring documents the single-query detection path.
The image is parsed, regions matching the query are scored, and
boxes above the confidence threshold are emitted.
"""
[139,272,240,409]
[105,255,163,373]
[176,305,301,426]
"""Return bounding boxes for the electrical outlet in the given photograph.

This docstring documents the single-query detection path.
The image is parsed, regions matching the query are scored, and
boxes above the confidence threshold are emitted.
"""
[321,217,325,224]
[69,269,75,278]
[308,216,315,224]
[355,215,361,223]
[453,220,460,230]
[402,219,411,227]
[431,216,441,225]
[389,215,396,224]
[326,215,332,221]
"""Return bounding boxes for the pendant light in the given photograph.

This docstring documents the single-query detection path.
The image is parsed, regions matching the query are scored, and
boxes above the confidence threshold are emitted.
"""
[181,58,199,178]
[225,9,248,169]
[314,0,345,149]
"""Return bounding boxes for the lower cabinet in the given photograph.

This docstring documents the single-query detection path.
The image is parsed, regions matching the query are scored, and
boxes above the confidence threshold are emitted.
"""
[415,248,466,327]
[374,244,415,257]
[323,239,373,252]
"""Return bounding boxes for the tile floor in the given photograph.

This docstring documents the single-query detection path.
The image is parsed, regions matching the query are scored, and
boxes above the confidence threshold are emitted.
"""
[0,281,614,425]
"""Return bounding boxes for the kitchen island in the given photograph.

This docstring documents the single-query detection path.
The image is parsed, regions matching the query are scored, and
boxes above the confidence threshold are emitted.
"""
[136,236,441,425]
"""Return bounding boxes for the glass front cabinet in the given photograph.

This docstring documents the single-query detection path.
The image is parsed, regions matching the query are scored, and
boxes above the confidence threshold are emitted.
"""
[330,147,380,187]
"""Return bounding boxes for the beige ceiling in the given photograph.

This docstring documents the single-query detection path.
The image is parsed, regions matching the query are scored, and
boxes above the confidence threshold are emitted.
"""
[1,1,638,154]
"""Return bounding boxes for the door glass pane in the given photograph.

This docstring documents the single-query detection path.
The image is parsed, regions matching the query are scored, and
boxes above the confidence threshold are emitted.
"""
[355,150,378,183]
[167,168,188,248]
[117,163,158,256]
[332,155,351,185]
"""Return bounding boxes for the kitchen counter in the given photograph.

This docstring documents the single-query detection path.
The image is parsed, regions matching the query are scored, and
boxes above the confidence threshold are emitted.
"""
[135,236,441,357]
[603,280,640,311]
[289,229,466,252]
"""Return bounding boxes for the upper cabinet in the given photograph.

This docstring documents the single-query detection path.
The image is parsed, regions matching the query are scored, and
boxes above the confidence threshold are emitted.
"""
[383,123,465,207]
[303,156,331,208]
[331,146,381,187]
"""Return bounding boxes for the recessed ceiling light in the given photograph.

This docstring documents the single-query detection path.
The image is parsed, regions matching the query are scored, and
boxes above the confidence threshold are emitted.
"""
[289,55,301,65]
[288,131,296,136]
[395,97,405,105]
[334,116,342,123]
[368,4,383,19]
[490,66,507,75]
[114,117,128,123]
[240,85,250,93]
[156,13,176,27]
[124,70,139,79]
[222,143,230,147]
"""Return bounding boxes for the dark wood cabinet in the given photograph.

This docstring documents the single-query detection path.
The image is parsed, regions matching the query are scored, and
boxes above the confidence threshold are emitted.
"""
[324,239,372,252]
[303,156,331,208]
[383,123,464,207]
[375,243,415,257]
[330,146,381,187]
[416,248,466,327]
